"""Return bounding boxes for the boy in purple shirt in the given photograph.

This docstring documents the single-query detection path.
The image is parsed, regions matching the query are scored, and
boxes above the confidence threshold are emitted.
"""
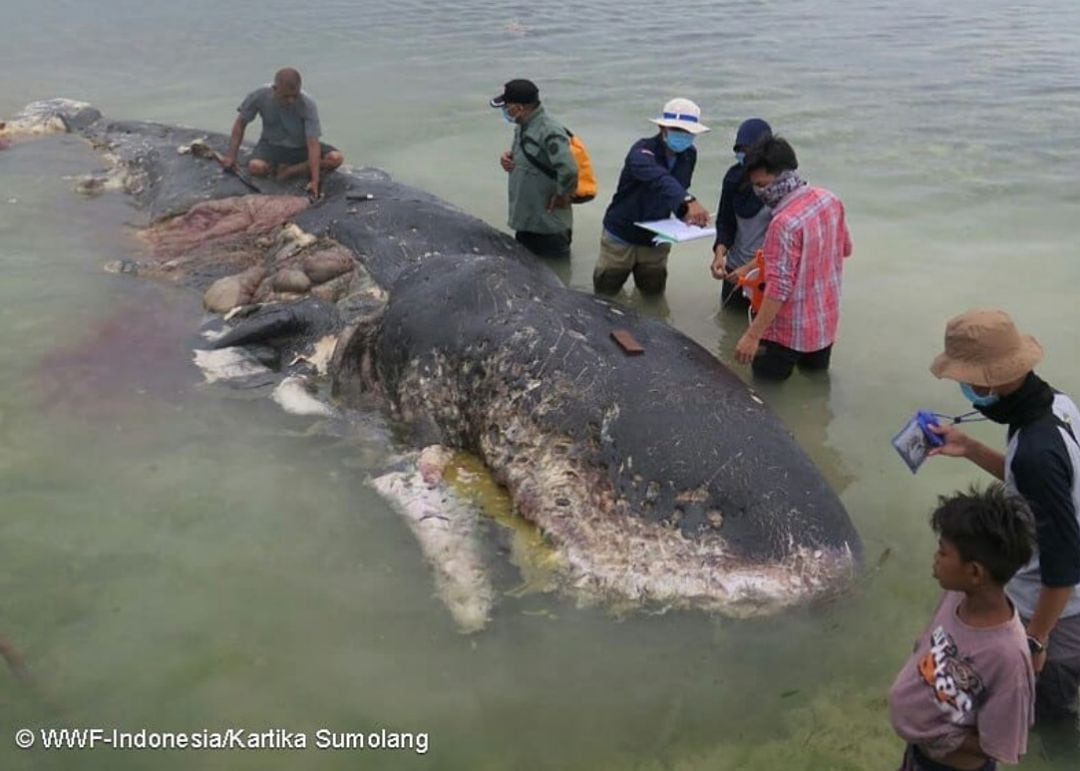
[890,485,1036,770]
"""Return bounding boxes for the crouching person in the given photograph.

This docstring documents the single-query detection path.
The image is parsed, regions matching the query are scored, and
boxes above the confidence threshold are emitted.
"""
[220,67,344,198]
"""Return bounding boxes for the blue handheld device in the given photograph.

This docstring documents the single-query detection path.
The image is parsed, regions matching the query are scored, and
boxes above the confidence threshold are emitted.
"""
[916,410,945,447]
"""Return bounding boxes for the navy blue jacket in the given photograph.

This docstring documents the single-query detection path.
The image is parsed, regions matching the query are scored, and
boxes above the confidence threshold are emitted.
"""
[602,134,696,246]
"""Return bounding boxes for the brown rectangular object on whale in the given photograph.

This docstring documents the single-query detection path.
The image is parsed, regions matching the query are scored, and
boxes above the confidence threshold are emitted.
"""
[611,329,644,355]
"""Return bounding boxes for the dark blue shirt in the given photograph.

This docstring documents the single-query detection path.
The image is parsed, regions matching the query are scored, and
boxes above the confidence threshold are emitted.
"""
[602,134,696,246]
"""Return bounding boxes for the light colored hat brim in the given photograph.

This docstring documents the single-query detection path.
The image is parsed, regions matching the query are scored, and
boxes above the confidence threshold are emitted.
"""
[649,118,710,135]
[929,334,1044,386]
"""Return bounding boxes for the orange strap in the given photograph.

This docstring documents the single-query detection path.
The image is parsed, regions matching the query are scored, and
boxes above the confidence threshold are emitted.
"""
[735,249,766,313]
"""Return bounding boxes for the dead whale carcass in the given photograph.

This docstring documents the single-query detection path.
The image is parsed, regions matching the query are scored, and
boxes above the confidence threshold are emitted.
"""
[13,99,862,629]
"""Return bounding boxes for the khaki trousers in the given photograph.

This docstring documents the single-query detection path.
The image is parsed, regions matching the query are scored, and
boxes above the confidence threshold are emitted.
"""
[593,231,672,295]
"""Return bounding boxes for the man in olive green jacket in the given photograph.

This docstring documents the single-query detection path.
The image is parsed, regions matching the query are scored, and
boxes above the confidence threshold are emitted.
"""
[491,79,578,258]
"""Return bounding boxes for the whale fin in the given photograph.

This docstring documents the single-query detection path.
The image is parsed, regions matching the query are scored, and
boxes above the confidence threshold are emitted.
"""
[206,299,341,360]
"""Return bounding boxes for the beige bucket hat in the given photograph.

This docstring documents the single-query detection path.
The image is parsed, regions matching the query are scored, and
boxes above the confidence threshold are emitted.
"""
[649,98,710,135]
[930,308,1043,387]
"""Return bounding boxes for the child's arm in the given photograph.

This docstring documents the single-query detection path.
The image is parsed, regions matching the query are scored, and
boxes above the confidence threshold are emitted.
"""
[937,733,988,768]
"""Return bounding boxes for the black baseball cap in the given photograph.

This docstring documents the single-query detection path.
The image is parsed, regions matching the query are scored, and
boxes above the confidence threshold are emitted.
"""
[489,79,540,108]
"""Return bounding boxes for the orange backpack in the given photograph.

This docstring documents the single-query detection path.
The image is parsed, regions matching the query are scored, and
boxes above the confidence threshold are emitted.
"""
[566,132,597,203]
[519,129,598,204]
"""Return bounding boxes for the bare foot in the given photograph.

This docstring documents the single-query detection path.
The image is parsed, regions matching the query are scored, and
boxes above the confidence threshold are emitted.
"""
[275,161,309,181]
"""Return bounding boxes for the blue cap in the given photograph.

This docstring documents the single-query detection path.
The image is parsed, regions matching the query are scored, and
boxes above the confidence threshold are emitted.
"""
[733,118,772,151]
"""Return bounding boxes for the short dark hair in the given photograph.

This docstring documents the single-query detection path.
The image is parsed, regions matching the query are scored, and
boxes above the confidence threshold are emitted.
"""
[743,136,798,176]
[931,484,1035,584]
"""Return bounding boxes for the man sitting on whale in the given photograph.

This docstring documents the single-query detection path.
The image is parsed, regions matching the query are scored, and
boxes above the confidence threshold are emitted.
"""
[219,67,345,198]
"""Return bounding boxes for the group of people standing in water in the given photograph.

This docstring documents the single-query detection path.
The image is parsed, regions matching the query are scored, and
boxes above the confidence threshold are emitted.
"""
[489,78,852,382]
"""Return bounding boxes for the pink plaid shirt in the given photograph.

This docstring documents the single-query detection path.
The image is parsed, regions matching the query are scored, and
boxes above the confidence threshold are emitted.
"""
[761,185,852,352]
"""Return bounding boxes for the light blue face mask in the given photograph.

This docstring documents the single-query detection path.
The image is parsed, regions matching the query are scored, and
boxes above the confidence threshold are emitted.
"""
[735,151,746,165]
[664,131,695,153]
[960,382,1000,408]
[501,107,516,124]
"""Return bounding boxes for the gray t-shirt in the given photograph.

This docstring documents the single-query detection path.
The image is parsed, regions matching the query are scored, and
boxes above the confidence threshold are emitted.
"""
[889,591,1034,764]
[237,85,321,148]
[728,205,772,270]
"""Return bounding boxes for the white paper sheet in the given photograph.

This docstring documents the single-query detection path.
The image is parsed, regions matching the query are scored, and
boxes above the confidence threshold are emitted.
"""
[633,217,717,244]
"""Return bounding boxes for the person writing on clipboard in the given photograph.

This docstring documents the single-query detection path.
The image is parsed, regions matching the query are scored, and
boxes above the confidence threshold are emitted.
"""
[592,98,711,296]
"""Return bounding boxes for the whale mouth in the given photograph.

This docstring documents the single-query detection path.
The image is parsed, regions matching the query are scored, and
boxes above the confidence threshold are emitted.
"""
[494,424,857,618]
[513,460,856,618]
[390,350,858,619]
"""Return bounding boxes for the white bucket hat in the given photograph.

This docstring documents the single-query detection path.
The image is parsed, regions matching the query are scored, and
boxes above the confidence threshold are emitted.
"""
[649,98,710,135]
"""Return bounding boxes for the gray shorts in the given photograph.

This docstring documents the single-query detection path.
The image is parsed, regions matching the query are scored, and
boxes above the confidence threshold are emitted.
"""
[250,140,337,168]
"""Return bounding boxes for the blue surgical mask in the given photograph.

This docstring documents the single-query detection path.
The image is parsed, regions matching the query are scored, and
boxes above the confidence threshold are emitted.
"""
[664,131,695,153]
[501,107,516,124]
[735,151,746,165]
[960,382,1000,408]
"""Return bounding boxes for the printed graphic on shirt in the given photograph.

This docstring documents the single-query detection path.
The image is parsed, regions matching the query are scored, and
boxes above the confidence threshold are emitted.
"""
[917,626,984,721]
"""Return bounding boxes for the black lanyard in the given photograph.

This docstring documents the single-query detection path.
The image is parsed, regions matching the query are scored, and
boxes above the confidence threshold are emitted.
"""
[932,410,988,425]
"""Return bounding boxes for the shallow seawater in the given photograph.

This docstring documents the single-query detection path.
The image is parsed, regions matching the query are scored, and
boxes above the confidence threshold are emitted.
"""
[2,1,1080,769]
